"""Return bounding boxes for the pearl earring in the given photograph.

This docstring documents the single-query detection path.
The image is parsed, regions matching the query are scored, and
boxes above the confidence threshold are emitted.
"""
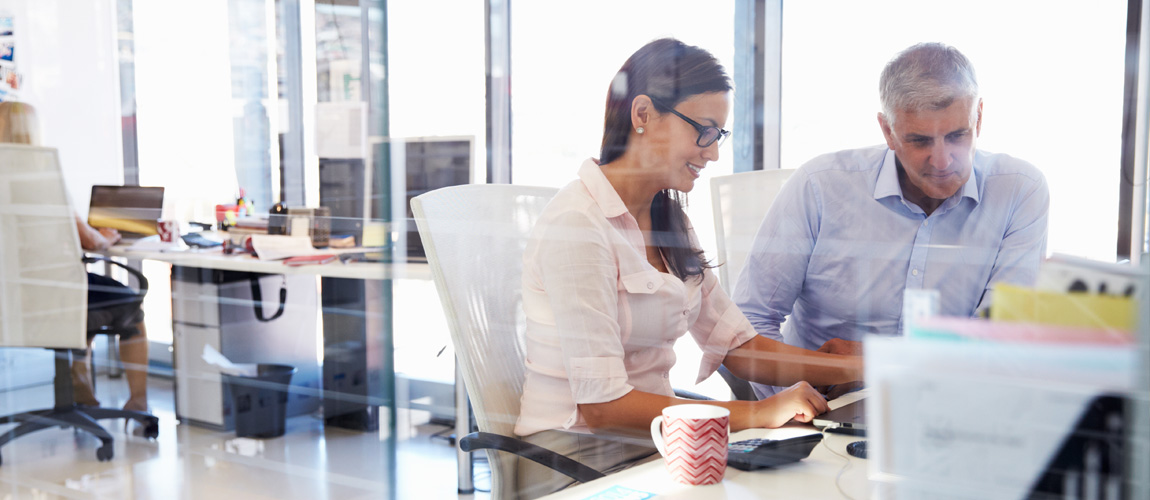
[636,127,645,134]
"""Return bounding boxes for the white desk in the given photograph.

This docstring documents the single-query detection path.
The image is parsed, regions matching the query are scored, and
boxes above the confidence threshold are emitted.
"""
[542,425,871,500]
[103,243,431,431]
[105,245,430,280]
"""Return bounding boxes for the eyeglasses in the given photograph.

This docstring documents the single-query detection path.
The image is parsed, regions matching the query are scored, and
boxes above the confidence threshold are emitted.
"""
[649,97,731,148]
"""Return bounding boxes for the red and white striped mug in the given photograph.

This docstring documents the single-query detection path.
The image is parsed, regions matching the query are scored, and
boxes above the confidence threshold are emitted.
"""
[156,219,179,243]
[649,404,729,485]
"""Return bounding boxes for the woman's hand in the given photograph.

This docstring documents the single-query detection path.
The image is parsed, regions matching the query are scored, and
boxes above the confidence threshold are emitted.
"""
[75,214,122,251]
[98,227,122,247]
[755,381,829,428]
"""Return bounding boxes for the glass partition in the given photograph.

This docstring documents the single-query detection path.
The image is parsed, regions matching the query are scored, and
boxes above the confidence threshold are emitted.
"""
[781,0,1128,262]
[2,1,1146,498]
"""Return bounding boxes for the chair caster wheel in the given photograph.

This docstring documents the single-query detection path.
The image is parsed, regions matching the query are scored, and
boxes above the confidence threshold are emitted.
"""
[96,444,114,462]
[143,418,159,439]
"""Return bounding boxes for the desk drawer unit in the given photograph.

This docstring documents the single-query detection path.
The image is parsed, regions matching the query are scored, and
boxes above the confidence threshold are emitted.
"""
[173,323,225,426]
[171,266,321,430]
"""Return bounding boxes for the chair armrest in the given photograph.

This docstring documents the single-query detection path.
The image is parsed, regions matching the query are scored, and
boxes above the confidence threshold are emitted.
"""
[717,364,757,401]
[459,431,606,483]
[673,388,714,401]
[83,255,149,295]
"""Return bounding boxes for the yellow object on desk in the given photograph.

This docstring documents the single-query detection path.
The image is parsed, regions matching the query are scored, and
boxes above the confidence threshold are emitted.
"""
[362,221,388,248]
[990,283,1137,332]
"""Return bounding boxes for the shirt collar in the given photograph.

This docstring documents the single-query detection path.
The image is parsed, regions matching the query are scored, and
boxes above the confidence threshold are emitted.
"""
[873,149,981,206]
[578,158,629,218]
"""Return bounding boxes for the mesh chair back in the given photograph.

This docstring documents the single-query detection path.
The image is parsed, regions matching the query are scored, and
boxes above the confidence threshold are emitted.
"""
[710,169,795,294]
[0,145,87,349]
[412,184,558,498]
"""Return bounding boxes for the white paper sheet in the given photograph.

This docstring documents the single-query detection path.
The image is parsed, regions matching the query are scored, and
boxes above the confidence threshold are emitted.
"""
[865,335,1136,500]
[125,235,186,252]
[201,344,258,377]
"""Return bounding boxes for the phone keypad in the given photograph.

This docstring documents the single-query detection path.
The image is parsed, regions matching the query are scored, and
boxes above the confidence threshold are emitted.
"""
[729,438,774,453]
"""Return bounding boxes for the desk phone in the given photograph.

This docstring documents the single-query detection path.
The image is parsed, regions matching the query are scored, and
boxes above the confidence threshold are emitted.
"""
[182,232,223,248]
[727,433,823,471]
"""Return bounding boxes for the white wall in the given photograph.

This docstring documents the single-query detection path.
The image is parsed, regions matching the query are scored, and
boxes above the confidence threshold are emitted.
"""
[0,0,121,392]
[0,0,124,212]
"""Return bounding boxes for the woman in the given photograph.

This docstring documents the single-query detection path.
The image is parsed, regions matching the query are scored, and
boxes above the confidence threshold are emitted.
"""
[513,39,862,497]
[0,101,149,413]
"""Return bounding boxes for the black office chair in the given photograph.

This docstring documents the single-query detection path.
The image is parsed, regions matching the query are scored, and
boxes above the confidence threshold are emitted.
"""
[718,364,758,401]
[83,256,147,392]
[0,256,159,466]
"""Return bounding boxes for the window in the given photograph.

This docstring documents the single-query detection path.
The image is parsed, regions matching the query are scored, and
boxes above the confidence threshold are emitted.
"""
[781,0,1128,262]
[509,0,737,397]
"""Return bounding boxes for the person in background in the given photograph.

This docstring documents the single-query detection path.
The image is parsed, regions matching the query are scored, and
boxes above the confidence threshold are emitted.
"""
[734,42,1049,399]
[513,38,863,498]
[0,101,150,413]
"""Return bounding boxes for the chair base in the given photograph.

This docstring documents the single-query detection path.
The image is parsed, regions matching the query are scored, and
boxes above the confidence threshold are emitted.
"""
[0,350,159,466]
[460,431,606,484]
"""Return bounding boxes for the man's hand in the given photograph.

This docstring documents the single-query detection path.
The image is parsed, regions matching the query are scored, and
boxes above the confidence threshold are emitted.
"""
[818,381,864,400]
[816,338,863,356]
[816,339,865,396]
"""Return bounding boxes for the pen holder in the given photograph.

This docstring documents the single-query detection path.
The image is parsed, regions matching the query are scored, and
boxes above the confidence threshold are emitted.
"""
[312,207,330,248]
[286,207,313,239]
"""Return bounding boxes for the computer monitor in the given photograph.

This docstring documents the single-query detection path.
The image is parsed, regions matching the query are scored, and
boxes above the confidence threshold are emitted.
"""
[390,136,473,262]
[87,185,165,238]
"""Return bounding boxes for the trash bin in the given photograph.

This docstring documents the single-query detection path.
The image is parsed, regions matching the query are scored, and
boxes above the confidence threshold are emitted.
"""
[222,364,297,438]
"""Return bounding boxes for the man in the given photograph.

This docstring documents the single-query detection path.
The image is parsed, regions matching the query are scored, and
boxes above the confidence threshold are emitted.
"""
[732,42,1049,399]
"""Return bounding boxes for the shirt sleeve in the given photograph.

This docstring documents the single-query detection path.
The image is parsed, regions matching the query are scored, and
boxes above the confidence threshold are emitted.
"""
[689,266,759,384]
[732,169,819,341]
[974,169,1050,314]
[535,209,634,405]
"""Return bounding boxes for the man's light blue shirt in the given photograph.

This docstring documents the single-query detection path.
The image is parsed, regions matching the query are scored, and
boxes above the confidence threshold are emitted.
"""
[732,145,1048,396]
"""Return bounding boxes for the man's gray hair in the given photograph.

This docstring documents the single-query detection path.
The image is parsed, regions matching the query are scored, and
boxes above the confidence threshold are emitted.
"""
[879,42,978,124]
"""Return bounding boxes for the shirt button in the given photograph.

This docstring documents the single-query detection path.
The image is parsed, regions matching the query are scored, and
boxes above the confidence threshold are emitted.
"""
[922,219,928,226]
[912,269,919,276]
[682,310,689,316]
[662,372,669,379]
[647,282,654,289]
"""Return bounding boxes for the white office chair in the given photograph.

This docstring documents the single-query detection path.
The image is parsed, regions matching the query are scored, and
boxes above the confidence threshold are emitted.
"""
[710,168,796,295]
[709,169,795,401]
[413,184,614,499]
[0,145,158,465]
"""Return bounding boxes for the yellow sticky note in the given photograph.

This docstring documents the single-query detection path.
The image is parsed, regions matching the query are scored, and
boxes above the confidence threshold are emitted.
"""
[990,283,1137,332]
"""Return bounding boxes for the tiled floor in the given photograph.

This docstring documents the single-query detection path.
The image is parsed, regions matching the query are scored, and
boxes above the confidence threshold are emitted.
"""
[0,374,489,499]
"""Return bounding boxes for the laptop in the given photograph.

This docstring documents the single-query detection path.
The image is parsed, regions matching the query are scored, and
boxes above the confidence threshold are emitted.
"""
[87,185,165,242]
[813,391,867,434]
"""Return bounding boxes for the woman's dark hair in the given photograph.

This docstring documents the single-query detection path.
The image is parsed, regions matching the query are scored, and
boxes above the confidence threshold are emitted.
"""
[599,38,731,282]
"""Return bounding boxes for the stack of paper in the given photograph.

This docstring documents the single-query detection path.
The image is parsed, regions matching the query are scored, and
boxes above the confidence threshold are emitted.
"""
[249,235,329,260]
[909,315,1134,346]
[866,329,1136,500]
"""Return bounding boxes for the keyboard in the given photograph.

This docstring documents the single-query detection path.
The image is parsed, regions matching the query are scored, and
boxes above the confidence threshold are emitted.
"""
[727,434,823,471]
